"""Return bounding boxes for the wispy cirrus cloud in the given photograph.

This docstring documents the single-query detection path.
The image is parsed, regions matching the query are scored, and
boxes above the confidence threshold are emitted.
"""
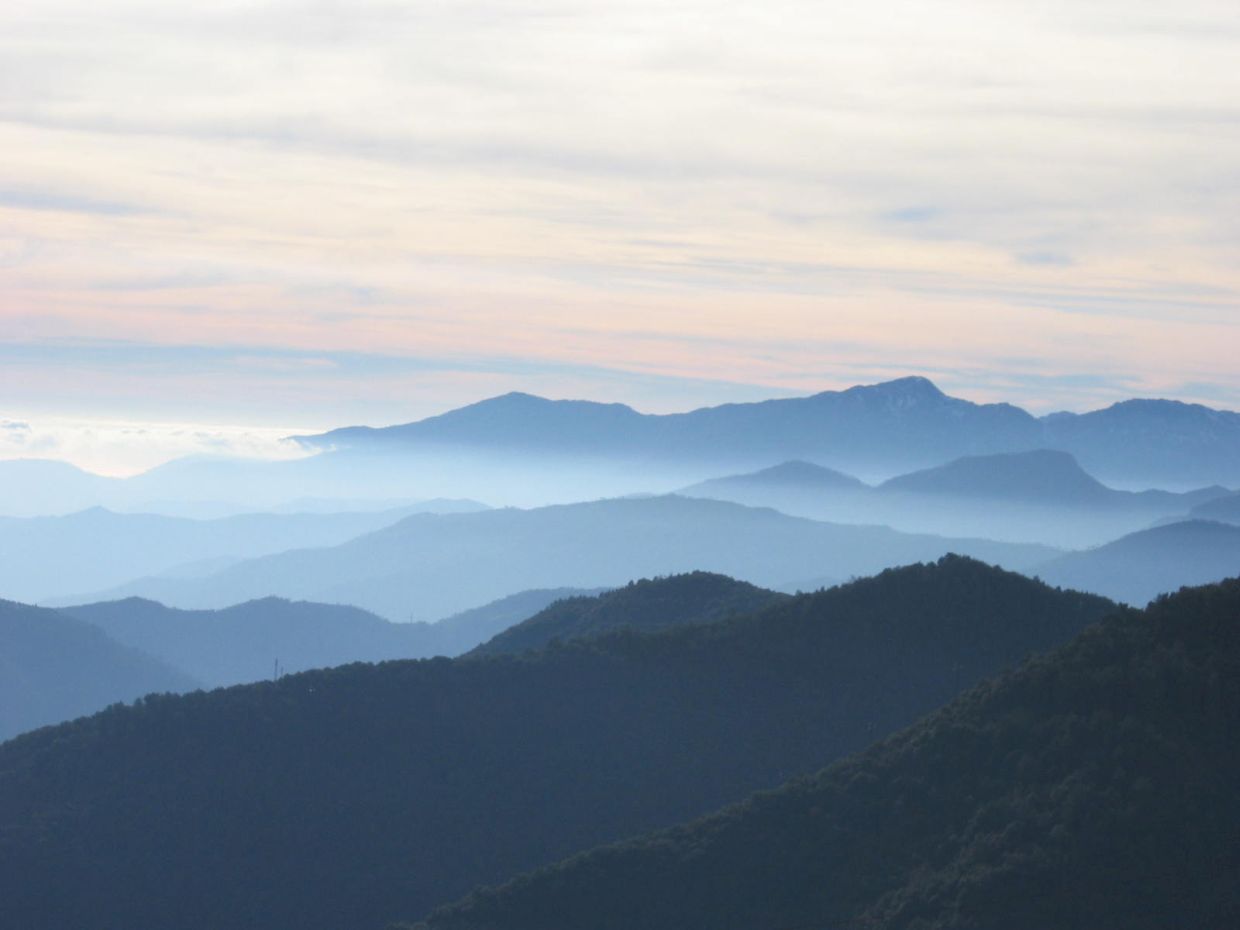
[0,186,152,216]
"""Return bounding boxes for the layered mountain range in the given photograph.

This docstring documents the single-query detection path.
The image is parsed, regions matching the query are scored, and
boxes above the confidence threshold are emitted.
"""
[0,501,485,605]
[679,449,1230,547]
[7,377,1240,519]
[297,377,1240,488]
[59,587,591,689]
[68,495,1054,620]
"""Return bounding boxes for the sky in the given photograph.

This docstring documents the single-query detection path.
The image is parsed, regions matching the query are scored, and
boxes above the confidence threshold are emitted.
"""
[2,0,1239,473]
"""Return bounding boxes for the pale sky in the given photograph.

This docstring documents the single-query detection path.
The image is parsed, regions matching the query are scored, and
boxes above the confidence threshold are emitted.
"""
[2,0,1239,471]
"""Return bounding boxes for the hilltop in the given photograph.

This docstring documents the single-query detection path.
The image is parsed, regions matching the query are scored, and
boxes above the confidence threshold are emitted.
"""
[469,572,786,657]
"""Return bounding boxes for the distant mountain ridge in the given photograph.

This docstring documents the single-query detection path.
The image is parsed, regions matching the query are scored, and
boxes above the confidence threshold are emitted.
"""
[295,377,1038,476]
[682,460,868,497]
[60,588,592,688]
[294,377,1240,487]
[7,378,1238,519]
[0,600,198,742]
[76,495,1055,621]
[0,501,490,605]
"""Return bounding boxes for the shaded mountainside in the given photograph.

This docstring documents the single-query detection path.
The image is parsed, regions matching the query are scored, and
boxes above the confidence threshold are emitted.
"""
[0,600,198,743]
[1042,397,1240,488]
[416,578,1240,930]
[879,450,1122,505]
[0,503,469,605]
[0,558,1113,930]
[81,495,1055,621]
[469,573,786,657]
[295,377,1240,487]
[61,588,591,688]
[1037,520,1240,606]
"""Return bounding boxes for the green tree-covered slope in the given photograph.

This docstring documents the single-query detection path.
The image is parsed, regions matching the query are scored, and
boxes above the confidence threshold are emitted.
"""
[417,578,1240,930]
[0,558,1110,930]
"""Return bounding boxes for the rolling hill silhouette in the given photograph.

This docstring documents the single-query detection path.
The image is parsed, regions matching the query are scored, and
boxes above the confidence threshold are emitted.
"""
[75,495,1055,620]
[0,502,484,605]
[61,587,591,687]
[469,572,786,657]
[0,600,198,742]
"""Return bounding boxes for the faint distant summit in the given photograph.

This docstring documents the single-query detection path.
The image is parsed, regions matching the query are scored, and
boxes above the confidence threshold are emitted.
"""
[880,449,1111,505]
[843,375,946,404]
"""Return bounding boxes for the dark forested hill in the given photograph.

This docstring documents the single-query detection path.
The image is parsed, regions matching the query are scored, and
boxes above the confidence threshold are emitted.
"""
[416,577,1240,930]
[60,588,590,687]
[1037,519,1240,605]
[0,600,198,742]
[0,558,1111,930]
[83,495,1054,620]
[469,572,786,657]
